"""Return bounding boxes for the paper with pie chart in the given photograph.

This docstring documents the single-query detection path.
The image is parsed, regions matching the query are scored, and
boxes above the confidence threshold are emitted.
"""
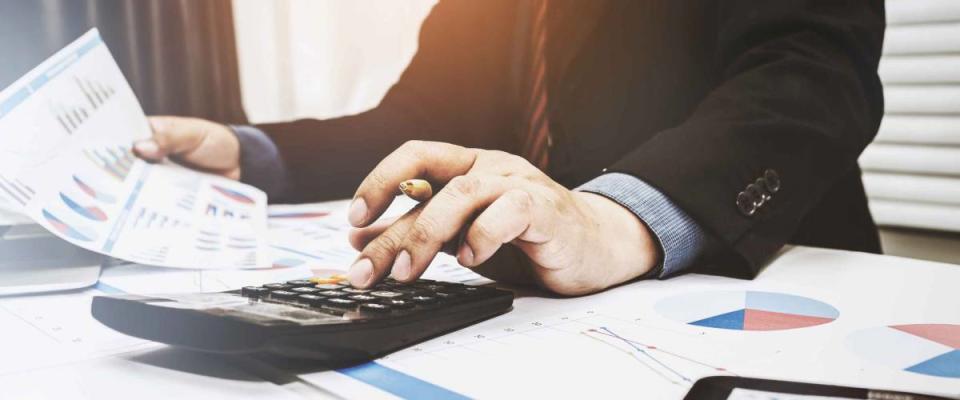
[0,29,269,269]
[655,290,839,331]
[847,324,960,379]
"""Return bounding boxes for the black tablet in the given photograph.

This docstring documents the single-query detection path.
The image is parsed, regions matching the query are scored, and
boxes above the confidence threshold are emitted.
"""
[685,376,950,400]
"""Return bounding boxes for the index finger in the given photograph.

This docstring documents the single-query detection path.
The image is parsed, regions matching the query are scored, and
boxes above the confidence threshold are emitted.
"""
[349,141,477,227]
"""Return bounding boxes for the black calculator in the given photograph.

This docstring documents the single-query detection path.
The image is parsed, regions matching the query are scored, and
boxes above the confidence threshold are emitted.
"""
[92,277,514,365]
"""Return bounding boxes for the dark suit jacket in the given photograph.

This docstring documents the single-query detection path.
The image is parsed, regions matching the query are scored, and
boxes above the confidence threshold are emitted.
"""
[257,0,886,278]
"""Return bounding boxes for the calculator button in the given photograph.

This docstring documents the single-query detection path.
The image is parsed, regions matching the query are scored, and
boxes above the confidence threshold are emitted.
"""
[314,283,345,290]
[434,291,460,299]
[323,297,358,309]
[384,299,414,309]
[286,280,314,287]
[370,291,403,299]
[410,295,437,304]
[319,290,348,297]
[390,286,424,294]
[342,288,371,294]
[270,290,298,300]
[292,287,321,294]
[359,303,391,313]
[297,294,324,306]
[349,294,377,301]
[442,286,470,294]
[264,283,292,290]
[241,286,270,298]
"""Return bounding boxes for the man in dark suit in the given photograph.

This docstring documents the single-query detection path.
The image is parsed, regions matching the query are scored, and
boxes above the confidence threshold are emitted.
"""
[135,1,885,294]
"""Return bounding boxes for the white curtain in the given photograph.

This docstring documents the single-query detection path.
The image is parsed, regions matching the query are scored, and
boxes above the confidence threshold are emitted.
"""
[231,0,437,123]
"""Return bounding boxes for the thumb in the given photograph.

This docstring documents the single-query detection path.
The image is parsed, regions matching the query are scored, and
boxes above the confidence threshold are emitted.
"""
[134,116,206,161]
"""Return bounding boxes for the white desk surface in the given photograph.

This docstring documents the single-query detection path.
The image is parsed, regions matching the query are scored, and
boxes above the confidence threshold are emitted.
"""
[1,246,957,399]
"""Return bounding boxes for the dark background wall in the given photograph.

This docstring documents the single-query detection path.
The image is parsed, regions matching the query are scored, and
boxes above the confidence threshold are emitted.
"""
[0,0,247,123]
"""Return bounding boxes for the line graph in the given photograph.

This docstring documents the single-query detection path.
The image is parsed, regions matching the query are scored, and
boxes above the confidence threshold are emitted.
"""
[375,308,737,397]
[582,327,736,386]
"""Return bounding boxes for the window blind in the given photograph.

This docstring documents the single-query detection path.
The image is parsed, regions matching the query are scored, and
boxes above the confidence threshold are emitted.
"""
[860,0,960,232]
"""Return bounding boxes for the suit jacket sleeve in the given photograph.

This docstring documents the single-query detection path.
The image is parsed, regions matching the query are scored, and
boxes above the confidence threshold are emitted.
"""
[607,1,885,277]
[255,1,521,203]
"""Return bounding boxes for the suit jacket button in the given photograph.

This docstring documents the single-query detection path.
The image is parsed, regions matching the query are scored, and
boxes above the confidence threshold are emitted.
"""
[737,191,756,217]
[763,169,781,193]
[745,184,766,207]
[754,178,772,201]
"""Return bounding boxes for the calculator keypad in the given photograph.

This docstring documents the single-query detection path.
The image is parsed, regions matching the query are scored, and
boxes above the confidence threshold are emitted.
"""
[240,278,489,319]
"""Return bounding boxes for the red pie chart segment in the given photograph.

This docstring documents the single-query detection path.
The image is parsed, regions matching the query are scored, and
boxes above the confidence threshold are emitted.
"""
[743,309,837,331]
[892,324,960,349]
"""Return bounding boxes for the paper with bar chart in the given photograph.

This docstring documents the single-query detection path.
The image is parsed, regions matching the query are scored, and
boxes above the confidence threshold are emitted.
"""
[0,29,269,269]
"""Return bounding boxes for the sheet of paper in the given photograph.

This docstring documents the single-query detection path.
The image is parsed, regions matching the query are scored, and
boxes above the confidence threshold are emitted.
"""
[0,285,158,377]
[0,29,269,269]
[267,198,492,285]
[0,196,31,225]
[0,279,317,399]
[298,247,960,399]
[0,348,314,400]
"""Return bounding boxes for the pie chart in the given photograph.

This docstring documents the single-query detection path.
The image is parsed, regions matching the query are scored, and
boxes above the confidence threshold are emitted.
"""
[42,209,98,242]
[211,184,256,205]
[848,324,960,379]
[655,290,839,331]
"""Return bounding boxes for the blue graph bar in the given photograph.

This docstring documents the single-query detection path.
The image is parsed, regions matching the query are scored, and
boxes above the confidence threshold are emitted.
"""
[338,362,469,400]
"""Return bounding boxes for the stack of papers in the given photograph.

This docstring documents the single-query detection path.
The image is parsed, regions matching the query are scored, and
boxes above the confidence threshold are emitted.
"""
[0,29,268,270]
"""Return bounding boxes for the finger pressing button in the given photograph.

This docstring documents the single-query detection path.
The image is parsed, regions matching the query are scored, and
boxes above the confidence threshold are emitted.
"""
[737,191,757,217]
[763,169,781,193]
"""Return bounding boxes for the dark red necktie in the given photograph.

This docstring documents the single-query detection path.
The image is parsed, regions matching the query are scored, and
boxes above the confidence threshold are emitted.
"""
[521,0,551,170]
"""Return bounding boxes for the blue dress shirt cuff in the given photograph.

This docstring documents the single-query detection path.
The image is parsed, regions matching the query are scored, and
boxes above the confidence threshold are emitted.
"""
[229,125,289,200]
[576,172,709,278]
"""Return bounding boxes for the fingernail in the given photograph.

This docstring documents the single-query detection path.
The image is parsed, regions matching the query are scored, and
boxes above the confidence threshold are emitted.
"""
[134,140,159,157]
[390,250,411,281]
[348,258,373,287]
[348,197,367,226]
[457,243,475,267]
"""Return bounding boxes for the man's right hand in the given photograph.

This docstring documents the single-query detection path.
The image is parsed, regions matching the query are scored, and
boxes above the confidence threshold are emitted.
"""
[134,116,242,180]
